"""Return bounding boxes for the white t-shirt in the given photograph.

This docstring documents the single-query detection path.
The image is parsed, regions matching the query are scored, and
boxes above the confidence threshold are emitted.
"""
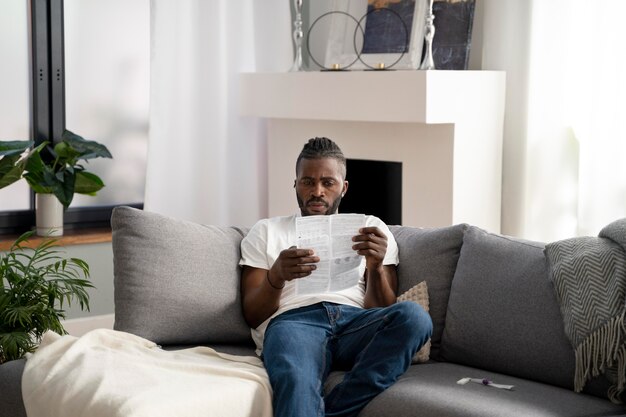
[239,213,399,354]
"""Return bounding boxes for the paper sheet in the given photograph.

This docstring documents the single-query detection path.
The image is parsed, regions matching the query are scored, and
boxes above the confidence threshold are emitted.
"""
[295,214,365,295]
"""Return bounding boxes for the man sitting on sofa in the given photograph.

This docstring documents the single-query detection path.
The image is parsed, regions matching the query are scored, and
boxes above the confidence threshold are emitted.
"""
[239,137,432,417]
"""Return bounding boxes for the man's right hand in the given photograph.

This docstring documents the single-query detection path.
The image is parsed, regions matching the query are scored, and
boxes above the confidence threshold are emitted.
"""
[242,247,319,328]
[268,246,320,288]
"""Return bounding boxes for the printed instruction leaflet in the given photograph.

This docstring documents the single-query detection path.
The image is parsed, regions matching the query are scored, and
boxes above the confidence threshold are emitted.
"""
[295,214,365,295]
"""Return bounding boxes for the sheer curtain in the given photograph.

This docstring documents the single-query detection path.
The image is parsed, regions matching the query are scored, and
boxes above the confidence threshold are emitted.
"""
[145,0,292,226]
[563,2,626,237]
[483,0,626,241]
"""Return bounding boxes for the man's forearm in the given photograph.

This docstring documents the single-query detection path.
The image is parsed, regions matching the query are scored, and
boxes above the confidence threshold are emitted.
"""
[242,267,283,328]
[363,265,397,308]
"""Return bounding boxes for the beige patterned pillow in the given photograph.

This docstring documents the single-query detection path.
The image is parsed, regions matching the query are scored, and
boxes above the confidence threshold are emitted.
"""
[397,280,431,363]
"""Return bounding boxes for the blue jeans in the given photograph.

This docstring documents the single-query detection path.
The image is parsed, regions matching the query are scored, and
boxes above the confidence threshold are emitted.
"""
[262,301,432,417]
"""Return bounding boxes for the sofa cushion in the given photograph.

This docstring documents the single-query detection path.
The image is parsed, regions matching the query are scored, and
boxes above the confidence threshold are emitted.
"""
[0,359,27,417]
[111,206,253,346]
[390,224,467,360]
[440,226,575,389]
[397,281,431,363]
[326,362,626,417]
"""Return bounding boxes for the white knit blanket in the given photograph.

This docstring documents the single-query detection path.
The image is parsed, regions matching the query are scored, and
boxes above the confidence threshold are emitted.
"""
[22,329,273,417]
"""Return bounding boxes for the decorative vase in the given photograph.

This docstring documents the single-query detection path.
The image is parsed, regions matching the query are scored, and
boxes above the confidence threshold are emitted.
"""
[289,0,304,71]
[419,0,436,70]
[36,193,64,237]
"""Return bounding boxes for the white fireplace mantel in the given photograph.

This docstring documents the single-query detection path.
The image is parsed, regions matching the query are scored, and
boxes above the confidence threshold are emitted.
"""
[240,70,506,231]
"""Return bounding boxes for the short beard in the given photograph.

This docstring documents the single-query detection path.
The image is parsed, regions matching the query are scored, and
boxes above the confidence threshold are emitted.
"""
[297,194,343,216]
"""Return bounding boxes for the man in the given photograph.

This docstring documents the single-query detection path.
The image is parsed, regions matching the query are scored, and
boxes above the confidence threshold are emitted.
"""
[240,137,432,417]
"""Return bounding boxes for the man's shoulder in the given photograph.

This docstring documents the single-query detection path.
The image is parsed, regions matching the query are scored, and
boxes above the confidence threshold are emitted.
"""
[249,214,297,231]
[364,214,388,227]
[266,214,298,227]
[364,215,397,242]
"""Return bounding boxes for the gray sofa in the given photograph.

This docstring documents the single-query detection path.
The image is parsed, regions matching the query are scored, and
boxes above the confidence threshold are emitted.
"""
[2,206,625,417]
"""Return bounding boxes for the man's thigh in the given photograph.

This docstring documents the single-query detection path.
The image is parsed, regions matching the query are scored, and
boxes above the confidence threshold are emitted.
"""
[331,302,426,368]
[262,304,334,380]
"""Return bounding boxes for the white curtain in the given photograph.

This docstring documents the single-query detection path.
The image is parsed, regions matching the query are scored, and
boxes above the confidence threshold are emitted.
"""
[145,0,292,226]
[483,0,626,241]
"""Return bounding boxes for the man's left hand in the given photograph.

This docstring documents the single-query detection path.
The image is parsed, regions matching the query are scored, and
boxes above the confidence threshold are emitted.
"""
[352,226,387,271]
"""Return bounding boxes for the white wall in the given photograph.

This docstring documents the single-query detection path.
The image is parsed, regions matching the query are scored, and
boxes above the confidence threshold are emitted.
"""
[62,243,115,319]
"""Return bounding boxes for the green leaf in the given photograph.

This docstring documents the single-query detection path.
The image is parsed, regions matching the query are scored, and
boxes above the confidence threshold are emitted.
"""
[62,130,113,160]
[22,143,52,193]
[24,144,47,175]
[53,141,79,161]
[9,231,36,250]
[51,170,75,208]
[0,141,47,190]
[0,141,33,157]
[23,176,52,194]
[74,171,104,195]
[0,331,37,363]
[0,155,25,189]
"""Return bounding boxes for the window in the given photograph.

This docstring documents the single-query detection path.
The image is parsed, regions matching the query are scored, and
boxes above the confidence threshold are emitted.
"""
[0,0,149,234]
[0,0,31,213]
[64,0,149,208]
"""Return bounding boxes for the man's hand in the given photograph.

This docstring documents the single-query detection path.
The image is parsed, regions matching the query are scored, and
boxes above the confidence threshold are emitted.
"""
[268,246,320,288]
[241,247,319,328]
[352,227,397,308]
[352,227,388,272]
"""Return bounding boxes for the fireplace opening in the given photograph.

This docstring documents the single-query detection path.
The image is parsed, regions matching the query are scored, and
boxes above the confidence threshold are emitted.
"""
[340,159,402,225]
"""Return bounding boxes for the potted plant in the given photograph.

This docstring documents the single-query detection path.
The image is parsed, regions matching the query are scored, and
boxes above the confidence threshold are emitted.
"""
[0,129,112,236]
[0,231,93,364]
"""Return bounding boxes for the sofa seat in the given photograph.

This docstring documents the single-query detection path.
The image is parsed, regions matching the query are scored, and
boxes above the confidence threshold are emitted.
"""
[329,362,626,417]
[156,345,626,416]
[165,343,257,357]
[5,355,626,417]
[0,358,26,417]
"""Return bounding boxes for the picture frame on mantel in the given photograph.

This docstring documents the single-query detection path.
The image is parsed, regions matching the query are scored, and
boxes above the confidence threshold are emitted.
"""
[325,0,427,70]
[432,0,476,70]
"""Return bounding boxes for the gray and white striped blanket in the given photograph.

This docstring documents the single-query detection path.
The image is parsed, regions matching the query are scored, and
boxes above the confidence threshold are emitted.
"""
[545,218,626,403]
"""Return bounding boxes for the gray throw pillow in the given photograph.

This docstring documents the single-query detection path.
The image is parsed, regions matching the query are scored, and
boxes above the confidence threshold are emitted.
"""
[440,226,575,389]
[111,206,252,346]
[390,224,467,360]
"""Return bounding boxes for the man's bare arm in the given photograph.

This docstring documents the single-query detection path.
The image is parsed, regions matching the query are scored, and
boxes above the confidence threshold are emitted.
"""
[352,226,398,308]
[241,266,282,329]
[363,264,398,308]
[241,248,319,329]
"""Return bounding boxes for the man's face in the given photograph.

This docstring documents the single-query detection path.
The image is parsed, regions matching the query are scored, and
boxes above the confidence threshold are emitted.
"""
[295,157,348,216]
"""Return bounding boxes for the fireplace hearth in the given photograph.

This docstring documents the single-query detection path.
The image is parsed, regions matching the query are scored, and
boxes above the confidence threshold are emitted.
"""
[340,159,402,225]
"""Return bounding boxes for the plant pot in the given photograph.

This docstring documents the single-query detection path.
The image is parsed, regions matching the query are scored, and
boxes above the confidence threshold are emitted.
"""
[35,194,64,237]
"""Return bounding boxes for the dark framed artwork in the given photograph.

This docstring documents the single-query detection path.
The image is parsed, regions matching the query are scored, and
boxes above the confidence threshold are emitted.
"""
[325,0,427,70]
[431,0,476,70]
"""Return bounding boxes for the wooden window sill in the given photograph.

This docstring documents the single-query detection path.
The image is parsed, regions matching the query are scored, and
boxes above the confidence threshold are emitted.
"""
[0,228,112,251]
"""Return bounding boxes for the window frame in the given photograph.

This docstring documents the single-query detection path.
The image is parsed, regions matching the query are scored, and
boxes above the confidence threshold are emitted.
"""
[0,0,143,236]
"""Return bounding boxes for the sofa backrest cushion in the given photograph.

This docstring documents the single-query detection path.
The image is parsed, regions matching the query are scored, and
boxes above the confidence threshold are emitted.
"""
[390,224,467,360]
[111,206,253,346]
[440,226,575,389]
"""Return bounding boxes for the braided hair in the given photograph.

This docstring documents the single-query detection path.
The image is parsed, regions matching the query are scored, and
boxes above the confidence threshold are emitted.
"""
[295,137,346,179]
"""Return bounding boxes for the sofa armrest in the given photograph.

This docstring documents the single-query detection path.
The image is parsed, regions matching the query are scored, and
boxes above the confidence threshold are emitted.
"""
[0,359,27,417]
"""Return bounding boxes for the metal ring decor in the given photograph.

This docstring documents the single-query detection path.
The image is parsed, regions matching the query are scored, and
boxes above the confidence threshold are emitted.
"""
[307,8,409,71]
[354,7,409,70]
[306,11,363,71]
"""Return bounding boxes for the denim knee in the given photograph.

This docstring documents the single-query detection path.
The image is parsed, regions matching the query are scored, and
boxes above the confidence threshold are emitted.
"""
[389,301,433,344]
